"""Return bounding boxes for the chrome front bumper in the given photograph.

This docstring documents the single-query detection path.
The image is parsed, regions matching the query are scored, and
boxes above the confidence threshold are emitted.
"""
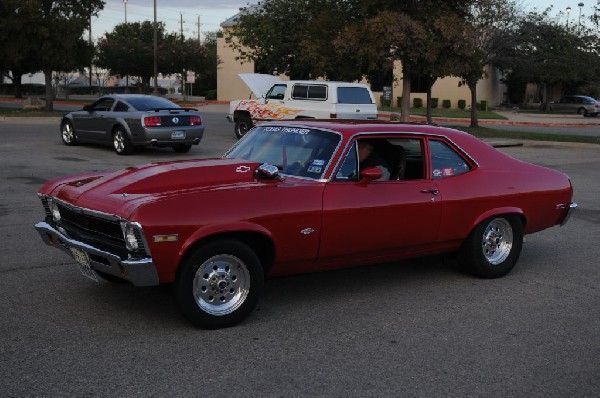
[35,221,159,287]
[558,202,578,226]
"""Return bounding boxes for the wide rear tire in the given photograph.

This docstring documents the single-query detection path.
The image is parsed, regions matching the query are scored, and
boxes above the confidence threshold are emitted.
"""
[175,239,264,329]
[459,215,523,279]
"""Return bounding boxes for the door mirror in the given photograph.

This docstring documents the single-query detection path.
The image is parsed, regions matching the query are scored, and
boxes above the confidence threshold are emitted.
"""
[83,104,92,112]
[360,167,383,182]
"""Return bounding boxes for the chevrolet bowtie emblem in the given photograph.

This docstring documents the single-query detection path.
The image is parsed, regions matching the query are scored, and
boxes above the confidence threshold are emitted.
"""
[236,166,251,173]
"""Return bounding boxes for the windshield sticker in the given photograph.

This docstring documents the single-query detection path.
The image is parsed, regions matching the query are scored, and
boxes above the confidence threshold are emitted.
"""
[311,159,325,166]
[433,169,442,178]
[443,168,454,176]
[307,166,322,174]
[261,126,310,135]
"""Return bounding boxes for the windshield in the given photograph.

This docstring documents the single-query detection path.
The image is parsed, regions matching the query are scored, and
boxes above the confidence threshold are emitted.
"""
[224,125,341,180]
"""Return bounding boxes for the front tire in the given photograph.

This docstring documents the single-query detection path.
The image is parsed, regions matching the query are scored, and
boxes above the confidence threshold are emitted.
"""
[61,121,78,146]
[175,239,264,329]
[113,127,134,155]
[459,215,523,279]
[235,114,253,139]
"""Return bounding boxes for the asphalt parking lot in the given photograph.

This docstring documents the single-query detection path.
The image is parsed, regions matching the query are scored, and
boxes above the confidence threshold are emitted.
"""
[0,110,599,397]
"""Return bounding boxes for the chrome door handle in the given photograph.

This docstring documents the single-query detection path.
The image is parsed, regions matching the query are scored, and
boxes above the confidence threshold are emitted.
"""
[420,189,440,195]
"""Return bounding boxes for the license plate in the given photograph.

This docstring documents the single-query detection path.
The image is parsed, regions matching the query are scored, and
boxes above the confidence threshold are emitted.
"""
[171,131,185,140]
[69,247,98,282]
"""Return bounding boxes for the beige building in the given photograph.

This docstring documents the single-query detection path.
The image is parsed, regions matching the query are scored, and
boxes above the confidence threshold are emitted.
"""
[217,15,506,108]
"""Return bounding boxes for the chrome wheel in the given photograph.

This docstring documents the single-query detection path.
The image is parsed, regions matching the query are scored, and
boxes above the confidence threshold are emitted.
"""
[193,254,251,316]
[61,122,76,145]
[481,218,513,265]
[113,130,125,153]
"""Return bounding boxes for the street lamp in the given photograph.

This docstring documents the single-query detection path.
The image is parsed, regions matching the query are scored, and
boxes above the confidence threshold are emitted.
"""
[566,6,572,27]
[578,2,584,29]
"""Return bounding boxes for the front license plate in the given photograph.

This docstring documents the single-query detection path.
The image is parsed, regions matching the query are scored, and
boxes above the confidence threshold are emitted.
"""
[69,247,98,282]
[171,131,185,140]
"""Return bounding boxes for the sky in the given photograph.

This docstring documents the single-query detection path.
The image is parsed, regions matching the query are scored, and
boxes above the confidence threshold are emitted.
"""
[93,0,600,41]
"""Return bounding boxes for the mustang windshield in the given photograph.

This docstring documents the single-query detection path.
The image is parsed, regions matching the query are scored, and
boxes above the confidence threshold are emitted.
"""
[225,126,341,179]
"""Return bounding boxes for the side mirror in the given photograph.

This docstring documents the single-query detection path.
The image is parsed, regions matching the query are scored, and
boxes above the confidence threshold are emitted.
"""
[83,104,92,112]
[255,163,284,181]
[360,166,383,182]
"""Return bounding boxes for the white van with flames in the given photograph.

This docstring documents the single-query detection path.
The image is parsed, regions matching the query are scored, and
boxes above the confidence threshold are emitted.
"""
[227,74,378,138]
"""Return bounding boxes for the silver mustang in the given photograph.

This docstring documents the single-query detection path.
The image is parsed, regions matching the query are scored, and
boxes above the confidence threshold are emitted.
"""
[60,94,205,155]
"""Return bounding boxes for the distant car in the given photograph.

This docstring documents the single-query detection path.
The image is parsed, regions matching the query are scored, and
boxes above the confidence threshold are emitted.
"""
[549,95,599,117]
[60,94,205,154]
[35,120,576,328]
[227,74,378,138]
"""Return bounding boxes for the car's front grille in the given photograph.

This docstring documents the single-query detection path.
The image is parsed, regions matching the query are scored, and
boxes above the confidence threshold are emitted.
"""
[57,203,124,244]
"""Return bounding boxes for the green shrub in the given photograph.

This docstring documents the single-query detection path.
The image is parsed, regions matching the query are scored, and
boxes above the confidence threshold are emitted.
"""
[442,99,451,109]
[479,100,488,111]
[458,99,466,109]
[431,98,439,108]
[380,95,391,107]
[413,98,423,108]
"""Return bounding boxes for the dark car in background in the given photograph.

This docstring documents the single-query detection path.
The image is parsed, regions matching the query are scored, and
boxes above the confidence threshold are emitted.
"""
[549,95,599,117]
[60,94,205,154]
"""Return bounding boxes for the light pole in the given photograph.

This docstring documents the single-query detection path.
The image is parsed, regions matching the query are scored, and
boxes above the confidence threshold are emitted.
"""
[153,0,158,94]
[123,0,129,92]
[566,6,572,27]
[578,2,584,29]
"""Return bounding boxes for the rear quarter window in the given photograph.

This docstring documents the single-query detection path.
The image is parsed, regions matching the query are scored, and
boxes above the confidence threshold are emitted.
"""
[429,140,471,179]
[337,87,373,104]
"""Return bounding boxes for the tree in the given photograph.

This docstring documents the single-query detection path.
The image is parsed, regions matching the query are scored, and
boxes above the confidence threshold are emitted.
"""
[459,0,521,127]
[2,1,104,110]
[96,22,214,93]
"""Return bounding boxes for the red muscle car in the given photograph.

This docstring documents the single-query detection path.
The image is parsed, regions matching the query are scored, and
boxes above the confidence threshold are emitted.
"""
[35,121,576,328]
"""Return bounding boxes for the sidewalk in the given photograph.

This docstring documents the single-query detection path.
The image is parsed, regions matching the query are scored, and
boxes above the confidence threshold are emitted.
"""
[378,109,600,128]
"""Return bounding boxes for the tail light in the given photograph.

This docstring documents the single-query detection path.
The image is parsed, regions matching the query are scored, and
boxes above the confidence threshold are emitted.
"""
[190,115,202,125]
[144,116,161,127]
[329,113,337,118]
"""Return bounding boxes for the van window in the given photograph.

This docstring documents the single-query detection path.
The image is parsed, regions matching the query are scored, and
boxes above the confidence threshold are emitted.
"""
[337,87,373,104]
[292,84,327,101]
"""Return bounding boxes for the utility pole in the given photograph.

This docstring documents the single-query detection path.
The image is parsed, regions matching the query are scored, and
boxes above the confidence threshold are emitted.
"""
[152,0,158,94]
[180,13,186,100]
[197,15,201,44]
[89,14,93,90]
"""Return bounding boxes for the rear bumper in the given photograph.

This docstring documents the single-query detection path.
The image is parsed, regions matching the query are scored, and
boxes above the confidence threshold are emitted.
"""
[133,126,204,146]
[35,221,159,286]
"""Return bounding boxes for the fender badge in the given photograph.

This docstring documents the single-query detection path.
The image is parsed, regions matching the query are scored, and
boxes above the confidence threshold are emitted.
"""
[236,166,251,173]
[301,228,314,235]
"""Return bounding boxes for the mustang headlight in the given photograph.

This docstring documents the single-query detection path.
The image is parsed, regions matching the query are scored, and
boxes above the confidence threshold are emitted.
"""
[120,221,139,251]
[48,199,61,223]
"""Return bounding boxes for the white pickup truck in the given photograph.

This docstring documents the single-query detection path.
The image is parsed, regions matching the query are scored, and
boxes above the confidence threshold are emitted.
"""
[227,74,378,138]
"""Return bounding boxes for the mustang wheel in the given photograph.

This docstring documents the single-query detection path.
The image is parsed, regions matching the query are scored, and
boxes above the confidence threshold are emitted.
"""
[113,127,134,155]
[459,215,523,278]
[61,121,78,146]
[175,239,264,329]
[235,114,253,139]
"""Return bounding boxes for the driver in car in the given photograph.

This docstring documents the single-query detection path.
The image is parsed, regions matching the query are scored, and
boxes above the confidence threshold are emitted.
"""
[358,141,390,180]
